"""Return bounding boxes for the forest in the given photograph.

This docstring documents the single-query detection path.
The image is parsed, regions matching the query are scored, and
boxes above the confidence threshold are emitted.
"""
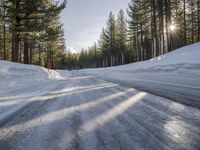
[0,0,67,69]
[0,0,200,69]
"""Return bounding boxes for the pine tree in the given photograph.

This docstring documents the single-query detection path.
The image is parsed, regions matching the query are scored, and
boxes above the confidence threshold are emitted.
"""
[98,28,108,67]
[128,0,152,61]
[116,9,128,65]
[105,12,117,66]
[183,0,187,45]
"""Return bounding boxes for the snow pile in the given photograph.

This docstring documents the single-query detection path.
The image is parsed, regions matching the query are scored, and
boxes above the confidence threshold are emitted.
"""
[0,61,68,86]
[0,61,65,98]
[0,60,73,97]
[0,61,46,84]
[0,61,71,121]
[0,61,70,99]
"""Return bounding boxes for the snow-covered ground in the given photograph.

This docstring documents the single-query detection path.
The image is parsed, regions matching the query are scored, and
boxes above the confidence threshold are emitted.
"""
[0,61,71,121]
[0,43,200,150]
[82,42,200,71]
[78,43,200,108]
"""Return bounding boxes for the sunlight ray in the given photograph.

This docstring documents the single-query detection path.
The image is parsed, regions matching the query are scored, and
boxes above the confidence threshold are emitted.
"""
[0,89,134,140]
[80,92,147,133]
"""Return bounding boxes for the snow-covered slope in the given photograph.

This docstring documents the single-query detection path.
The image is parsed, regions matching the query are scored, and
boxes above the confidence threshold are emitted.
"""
[81,42,200,73]
[0,61,71,121]
[117,42,200,70]
[0,61,48,85]
[0,61,64,82]
[78,42,200,108]
[0,60,74,97]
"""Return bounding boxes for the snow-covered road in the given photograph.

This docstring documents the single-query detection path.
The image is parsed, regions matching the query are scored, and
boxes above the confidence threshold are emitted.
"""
[82,70,200,109]
[77,43,200,109]
[0,43,200,149]
[0,72,200,150]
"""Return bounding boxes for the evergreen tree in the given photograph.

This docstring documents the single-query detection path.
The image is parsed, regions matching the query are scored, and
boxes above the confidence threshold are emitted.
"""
[0,0,67,69]
[116,9,128,65]
[105,12,117,66]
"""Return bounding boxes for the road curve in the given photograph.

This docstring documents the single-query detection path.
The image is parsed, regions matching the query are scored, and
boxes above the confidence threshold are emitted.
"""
[0,73,199,150]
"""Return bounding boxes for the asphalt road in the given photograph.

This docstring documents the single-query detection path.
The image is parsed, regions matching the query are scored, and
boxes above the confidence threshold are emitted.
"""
[0,74,200,150]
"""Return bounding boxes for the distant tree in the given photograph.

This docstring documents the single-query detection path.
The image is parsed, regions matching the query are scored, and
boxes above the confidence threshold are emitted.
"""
[52,0,200,70]
[105,12,117,66]
[116,9,128,65]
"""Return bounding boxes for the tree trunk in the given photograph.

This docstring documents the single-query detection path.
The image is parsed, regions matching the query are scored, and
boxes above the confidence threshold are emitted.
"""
[110,56,113,66]
[12,33,19,62]
[158,0,164,54]
[140,23,144,61]
[24,37,29,64]
[136,27,139,61]
[12,1,20,62]
[19,40,22,63]
[183,0,187,45]
[29,47,32,64]
[191,1,194,43]
[150,6,154,58]
[165,0,171,52]
[39,45,42,65]
[3,5,6,60]
[152,0,158,56]
[198,0,200,41]
[121,53,124,64]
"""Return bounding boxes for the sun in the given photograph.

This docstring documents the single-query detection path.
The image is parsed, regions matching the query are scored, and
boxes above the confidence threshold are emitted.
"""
[170,24,176,31]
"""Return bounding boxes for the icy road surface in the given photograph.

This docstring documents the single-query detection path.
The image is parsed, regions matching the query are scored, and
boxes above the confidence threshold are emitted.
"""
[0,72,200,150]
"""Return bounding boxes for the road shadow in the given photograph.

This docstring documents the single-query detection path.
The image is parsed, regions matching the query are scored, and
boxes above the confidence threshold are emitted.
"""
[0,76,200,150]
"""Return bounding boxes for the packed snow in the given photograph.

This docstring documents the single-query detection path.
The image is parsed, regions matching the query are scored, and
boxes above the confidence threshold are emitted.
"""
[77,43,200,108]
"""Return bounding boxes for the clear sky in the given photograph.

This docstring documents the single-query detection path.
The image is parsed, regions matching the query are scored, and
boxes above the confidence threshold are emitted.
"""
[60,0,130,53]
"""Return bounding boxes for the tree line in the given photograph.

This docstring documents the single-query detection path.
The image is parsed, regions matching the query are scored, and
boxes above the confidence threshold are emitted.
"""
[68,0,200,69]
[0,0,199,70]
[0,0,67,69]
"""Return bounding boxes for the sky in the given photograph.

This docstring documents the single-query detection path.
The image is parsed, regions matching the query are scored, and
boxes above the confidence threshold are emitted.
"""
[60,0,130,53]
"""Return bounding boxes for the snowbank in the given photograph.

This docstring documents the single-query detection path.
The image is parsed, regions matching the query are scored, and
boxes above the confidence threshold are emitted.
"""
[0,61,47,83]
[0,61,66,82]
[0,61,71,122]
[0,61,72,99]
[79,42,200,74]
[117,42,200,70]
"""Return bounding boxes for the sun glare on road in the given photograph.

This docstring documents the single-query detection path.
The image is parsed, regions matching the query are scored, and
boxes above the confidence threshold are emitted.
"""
[81,92,147,133]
